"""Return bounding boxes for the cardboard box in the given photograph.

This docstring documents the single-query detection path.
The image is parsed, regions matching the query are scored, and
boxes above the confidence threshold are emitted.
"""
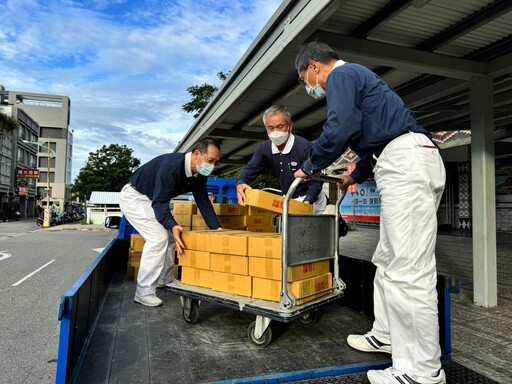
[182,230,213,251]
[208,230,250,255]
[245,226,277,233]
[192,215,208,228]
[181,267,212,288]
[218,215,245,229]
[129,249,142,262]
[212,204,244,216]
[173,203,197,215]
[178,250,210,270]
[248,234,282,258]
[247,206,276,216]
[252,272,332,304]
[173,214,192,227]
[243,215,274,227]
[130,234,145,252]
[210,253,248,275]
[245,189,313,214]
[211,271,252,297]
[248,258,330,282]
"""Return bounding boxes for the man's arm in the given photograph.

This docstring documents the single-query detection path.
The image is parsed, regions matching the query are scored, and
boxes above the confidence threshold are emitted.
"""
[192,176,221,229]
[236,143,270,205]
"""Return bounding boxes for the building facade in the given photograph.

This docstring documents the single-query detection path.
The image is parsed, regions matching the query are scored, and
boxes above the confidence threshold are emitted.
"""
[0,85,73,217]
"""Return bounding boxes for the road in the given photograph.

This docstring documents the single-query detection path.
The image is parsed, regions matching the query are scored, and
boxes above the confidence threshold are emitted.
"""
[0,219,116,384]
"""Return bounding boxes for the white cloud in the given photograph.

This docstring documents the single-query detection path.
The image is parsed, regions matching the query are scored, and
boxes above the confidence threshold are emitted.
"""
[0,0,282,180]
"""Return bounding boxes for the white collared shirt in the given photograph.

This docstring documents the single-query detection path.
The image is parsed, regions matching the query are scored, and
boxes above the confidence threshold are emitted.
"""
[184,152,193,177]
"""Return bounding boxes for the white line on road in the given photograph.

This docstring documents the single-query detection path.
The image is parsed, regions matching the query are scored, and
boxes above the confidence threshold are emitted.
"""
[0,251,11,261]
[92,248,105,253]
[12,259,56,287]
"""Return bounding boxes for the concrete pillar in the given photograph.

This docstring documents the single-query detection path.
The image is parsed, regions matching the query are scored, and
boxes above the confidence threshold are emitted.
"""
[470,76,497,307]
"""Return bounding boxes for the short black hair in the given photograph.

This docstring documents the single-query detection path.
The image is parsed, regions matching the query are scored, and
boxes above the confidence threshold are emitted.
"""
[191,136,221,153]
[295,41,340,72]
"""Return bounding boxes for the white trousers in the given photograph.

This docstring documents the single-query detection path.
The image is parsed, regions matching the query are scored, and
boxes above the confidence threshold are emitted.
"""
[119,184,175,297]
[295,191,328,215]
[371,132,446,377]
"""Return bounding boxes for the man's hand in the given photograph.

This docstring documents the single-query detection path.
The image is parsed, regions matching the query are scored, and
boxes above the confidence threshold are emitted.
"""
[236,183,251,206]
[337,175,356,191]
[172,225,185,255]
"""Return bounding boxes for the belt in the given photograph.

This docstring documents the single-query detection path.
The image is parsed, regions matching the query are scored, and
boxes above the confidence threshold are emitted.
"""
[128,182,139,193]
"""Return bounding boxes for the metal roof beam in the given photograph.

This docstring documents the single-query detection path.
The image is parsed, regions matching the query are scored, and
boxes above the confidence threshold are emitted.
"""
[486,51,512,78]
[315,32,485,80]
[351,0,411,38]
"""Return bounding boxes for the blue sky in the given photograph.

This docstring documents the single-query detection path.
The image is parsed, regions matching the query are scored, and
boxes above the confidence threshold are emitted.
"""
[0,0,282,181]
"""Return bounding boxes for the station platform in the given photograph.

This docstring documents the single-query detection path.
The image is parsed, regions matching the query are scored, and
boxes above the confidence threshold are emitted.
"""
[70,226,511,383]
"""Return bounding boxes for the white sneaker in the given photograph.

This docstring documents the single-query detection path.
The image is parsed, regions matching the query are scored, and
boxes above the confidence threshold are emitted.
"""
[347,331,392,354]
[368,367,446,384]
[133,293,163,307]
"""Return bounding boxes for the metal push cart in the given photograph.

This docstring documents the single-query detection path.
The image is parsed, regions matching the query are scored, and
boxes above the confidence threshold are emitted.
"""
[167,176,347,346]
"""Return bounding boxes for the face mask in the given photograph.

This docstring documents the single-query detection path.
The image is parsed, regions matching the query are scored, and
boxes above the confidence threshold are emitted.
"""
[268,130,289,146]
[305,72,326,99]
[196,156,214,176]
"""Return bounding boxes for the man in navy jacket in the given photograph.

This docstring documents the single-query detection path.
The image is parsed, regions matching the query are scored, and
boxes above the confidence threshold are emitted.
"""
[120,137,221,307]
[236,105,326,214]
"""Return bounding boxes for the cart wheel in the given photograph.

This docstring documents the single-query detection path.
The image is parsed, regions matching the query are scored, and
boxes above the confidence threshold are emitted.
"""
[182,301,199,324]
[247,321,272,347]
[298,312,317,327]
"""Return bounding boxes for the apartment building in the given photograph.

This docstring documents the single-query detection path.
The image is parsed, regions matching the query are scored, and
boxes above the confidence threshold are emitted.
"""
[0,85,73,217]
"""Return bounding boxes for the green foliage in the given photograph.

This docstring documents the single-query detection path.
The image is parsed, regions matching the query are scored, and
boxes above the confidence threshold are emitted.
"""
[182,71,229,118]
[71,144,140,201]
[0,112,18,133]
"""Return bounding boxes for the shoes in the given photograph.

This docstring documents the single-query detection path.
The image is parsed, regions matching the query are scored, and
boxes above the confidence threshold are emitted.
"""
[133,293,163,307]
[347,331,392,354]
[367,367,446,384]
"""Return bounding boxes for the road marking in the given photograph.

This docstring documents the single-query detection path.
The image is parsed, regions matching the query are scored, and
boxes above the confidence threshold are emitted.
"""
[12,259,56,287]
[92,248,105,253]
[0,251,11,261]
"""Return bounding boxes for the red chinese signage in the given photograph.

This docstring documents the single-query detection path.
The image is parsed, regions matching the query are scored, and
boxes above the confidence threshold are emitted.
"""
[346,164,357,193]
[16,168,40,179]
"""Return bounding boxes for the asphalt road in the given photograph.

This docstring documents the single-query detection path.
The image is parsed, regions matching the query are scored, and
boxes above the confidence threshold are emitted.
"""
[0,219,116,384]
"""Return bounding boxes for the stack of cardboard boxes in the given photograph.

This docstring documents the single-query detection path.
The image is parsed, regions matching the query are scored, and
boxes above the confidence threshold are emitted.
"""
[127,189,332,305]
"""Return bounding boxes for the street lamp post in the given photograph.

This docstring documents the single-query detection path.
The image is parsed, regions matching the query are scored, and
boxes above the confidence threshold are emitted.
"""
[22,138,55,228]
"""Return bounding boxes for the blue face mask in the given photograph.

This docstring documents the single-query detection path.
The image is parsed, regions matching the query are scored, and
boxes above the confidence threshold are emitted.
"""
[197,158,214,176]
[305,71,325,99]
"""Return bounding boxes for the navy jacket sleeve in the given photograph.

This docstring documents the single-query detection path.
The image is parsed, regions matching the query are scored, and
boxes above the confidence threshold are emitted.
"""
[192,176,221,229]
[298,140,323,203]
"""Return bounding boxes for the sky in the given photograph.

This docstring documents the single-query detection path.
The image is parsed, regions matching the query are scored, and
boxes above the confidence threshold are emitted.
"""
[0,0,283,181]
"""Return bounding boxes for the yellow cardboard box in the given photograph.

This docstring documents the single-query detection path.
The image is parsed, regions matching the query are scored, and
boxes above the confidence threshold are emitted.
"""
[129,249,142,262]
[182,230,213,251]
[178,250,210,270]
[192,215,208,228]
[208,230,250,255]
[212,204,244,216]
[217,215,245,229]
[245,189,313,214]
[130,234,145,252]
[243,215,274,227]
[211,271,252,297]
[173,203,197,215]
[248,234,282,258]
[248,258,330,282]
[173,214,192,227]
[247,206,276,216]
[210,253,248,275]
[252,272,332,304]
[245,226,277,233]
[181,267,213,288]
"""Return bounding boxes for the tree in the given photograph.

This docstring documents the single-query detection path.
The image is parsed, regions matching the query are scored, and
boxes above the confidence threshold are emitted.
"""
[71,144,140,201]
[182,71,229,118]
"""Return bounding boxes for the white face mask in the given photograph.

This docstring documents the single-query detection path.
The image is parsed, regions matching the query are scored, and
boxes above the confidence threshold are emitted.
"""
[268,130,289,146]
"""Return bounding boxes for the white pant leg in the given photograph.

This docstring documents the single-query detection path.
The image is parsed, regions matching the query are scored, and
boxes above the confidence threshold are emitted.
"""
[158,239,176,285]
[312,192,327,215]
[119,184,171,297]
[372,133,446,377]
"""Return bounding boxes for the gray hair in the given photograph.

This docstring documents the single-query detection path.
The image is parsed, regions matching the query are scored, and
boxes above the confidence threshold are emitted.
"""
[294,41,340,72]
[262,105,292,127]
[191,136,221,153]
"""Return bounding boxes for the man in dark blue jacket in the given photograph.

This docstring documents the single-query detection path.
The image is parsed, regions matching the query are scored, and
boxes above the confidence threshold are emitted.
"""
[119,137,221,307]
[294,42,446,384]
[236,105,326,214]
